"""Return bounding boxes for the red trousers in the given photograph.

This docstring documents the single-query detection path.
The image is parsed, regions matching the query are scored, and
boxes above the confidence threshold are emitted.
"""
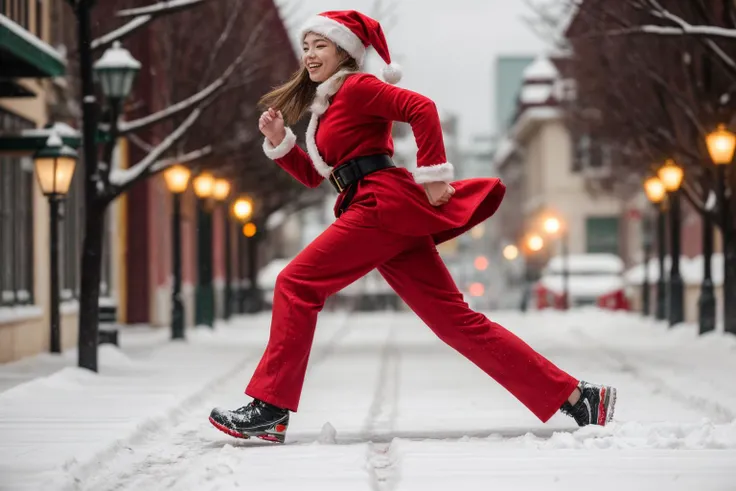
[245,204,578,422]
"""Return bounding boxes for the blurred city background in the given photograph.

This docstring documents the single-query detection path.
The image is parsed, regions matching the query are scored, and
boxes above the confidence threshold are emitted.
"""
[2,0,736,364]
[3,1,736,489]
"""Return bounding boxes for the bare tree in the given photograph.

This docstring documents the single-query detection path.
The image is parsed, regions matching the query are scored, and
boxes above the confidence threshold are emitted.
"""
[60,0,303,370]
[528,0,736,331]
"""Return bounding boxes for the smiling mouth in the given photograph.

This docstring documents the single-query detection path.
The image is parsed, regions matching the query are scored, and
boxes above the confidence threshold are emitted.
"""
[307,63,322,71]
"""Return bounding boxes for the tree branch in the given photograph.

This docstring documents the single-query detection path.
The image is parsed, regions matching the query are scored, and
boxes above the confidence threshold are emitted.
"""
[116,0,207,18]
[92,0,208,52]
[149,145,213,174]
[107,18,270,195]
[91,16,152,52]
[112,76,225,135]
[109,105,204,193]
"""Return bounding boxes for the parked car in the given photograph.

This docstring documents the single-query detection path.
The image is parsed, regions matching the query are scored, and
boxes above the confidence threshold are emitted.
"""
[534,253,629,310]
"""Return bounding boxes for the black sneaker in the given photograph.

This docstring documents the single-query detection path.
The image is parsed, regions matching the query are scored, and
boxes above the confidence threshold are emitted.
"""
[560,381,617,427]
[209,399,289,443]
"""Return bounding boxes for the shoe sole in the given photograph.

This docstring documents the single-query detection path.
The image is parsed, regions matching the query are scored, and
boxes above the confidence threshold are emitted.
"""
[208,416,287,444]
[599,386,617,426]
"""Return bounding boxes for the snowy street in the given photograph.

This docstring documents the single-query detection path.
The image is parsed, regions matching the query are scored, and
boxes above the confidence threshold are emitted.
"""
[1,310,736,490]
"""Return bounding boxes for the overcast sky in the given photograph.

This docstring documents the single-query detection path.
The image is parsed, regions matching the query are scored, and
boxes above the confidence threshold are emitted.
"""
[275,0,549,145]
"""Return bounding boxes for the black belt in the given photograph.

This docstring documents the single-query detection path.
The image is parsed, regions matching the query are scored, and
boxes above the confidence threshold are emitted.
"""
[328,154,395,193]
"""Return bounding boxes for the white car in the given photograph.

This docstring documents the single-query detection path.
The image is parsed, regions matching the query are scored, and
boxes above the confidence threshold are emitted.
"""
[536,253,627,309]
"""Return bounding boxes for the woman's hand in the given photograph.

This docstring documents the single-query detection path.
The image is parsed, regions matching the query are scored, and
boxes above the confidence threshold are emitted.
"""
[423,181,455,206]
[259,107,286,147]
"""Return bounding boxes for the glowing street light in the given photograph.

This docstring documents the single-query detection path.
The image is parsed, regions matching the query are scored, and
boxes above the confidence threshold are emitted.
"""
[706,124,736,165]
[503,244,519,261]
[192,172,215,199]
[212,178,231,202]
[658,159,684,192]
[644,176,666,204]
[527,234,544,253]
[232,197,254,222]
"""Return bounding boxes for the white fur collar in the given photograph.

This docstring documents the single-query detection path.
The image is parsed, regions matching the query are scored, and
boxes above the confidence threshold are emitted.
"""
[306,69,357,178]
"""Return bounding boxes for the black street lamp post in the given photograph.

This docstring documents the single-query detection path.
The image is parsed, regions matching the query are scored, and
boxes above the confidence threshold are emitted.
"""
[193,172,215,328]
[163,165,191,339]
[72,30,141,370]
[644,176,667,321]
[543,216,568,309]
[212,178,232,320]
[641,212,653,316]
[33,134,79,353]
[706,125,736,335]
[699,193,716,335]
[658,160,685,326]
[232,196,254,313]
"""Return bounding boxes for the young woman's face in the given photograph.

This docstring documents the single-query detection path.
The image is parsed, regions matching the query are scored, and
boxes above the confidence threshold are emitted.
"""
[302,33,345,82]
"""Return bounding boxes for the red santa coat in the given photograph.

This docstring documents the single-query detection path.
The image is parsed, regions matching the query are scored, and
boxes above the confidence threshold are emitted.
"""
[263,70,505,245]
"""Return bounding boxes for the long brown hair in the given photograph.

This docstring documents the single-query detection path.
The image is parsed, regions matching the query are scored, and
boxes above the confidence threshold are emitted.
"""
[258,45,359,126]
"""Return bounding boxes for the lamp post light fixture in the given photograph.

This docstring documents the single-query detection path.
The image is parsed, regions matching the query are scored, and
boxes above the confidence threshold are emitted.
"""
[93,41,142,103]
[706,124,736,335]
[232,197,254,314]
[212,178,233,320]
[33,133,79,353]
[644,176,667,321]
[543,216,569,310]
[163,165,191,340]
[232,197,254,222]
[192,172,215,199]
[527,234,544,253]
[658,160,685,326]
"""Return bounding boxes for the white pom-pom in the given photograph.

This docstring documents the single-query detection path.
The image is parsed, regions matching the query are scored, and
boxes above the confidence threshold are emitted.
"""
[382,62,402,84]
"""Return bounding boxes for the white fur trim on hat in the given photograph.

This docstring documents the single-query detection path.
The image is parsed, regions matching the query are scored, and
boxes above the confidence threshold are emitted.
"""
[263,127,297,160]
[382,62,402,84]
[412,162,455,184]
[301,16,367,66]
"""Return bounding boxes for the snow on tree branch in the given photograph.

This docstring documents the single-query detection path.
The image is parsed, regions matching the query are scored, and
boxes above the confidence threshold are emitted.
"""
[92,0,208,52]
[91,15,152,51]
[107,20,268,193]
[116,76,225,135]
[149,145,213,174]
[633,25,736,39]
[116,0,207,18]
[109,107,203,189]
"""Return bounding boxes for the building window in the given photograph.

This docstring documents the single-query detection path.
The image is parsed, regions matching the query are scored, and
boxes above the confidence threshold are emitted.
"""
[35,0,42,37]
[573,134,608,172]
[3,0,29,29]
[585,216,620,255]
[0,110,35,307]
[20,0,28,29]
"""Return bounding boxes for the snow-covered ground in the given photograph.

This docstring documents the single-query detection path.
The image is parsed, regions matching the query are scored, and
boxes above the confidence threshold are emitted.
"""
[1,309,735,490]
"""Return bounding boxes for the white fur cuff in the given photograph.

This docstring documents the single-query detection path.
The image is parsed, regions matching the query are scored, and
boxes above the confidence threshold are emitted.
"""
[412,162,455,184]
[263,127,297,160]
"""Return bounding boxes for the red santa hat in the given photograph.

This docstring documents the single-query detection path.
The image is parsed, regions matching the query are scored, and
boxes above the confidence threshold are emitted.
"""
[300,10,402,84]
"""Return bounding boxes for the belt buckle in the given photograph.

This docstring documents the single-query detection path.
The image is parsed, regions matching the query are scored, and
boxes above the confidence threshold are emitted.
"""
[329,170,345,193]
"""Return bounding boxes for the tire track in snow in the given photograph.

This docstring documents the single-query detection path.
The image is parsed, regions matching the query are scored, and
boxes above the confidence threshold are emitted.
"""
[571,326,734,423]
[362,316,401,491]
